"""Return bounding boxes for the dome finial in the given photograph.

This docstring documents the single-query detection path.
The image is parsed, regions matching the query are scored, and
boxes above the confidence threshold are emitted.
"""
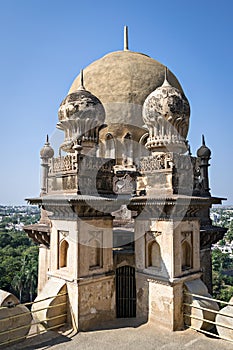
[165,66,168,80]
[202,134,206,146]
[162,66,171,87]
[124,25,129,51]
[78,69,85,91]
[40,135,54,159]
[197,134,211,159]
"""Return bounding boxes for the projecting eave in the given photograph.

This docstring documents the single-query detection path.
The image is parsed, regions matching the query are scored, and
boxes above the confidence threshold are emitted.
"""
[129,195,227,206]
[24,223,50,247]
[25,194,120,206]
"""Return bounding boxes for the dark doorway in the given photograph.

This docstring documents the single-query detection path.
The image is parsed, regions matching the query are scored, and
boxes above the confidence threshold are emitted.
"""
[116,265,136,318]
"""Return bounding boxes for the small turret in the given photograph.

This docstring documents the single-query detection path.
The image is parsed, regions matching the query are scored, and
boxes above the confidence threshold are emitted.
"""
[57,69,105,155]
[197,135,211,196]
[40,135,54,195]
[142,68,190,153]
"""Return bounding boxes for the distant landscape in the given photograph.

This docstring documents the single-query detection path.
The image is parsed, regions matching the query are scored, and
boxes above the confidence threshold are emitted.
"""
[0,205,232,302]
[0,205,40,302]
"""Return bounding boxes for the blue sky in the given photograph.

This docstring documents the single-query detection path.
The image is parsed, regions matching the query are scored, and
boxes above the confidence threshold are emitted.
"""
[0,0,232,205]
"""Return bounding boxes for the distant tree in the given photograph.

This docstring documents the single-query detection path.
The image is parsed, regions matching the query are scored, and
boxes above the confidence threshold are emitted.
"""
[212,247,233,301]
[12,269,26,303]
[212,249,232,271]
[0,228,39,302]
[226,221,233,242]
[23,246,38,301]
[0,232,12,247]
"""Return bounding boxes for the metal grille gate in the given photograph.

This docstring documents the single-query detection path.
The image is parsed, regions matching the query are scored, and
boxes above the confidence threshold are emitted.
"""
[116,266,136,318]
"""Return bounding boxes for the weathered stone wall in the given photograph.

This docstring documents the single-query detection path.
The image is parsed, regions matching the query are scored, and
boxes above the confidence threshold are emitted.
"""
[49,219,78,280]
[136,272,149,321]
[78,218,113,277]
[38,245,50,293]
[148,280,183,330]
[78,276,115,330]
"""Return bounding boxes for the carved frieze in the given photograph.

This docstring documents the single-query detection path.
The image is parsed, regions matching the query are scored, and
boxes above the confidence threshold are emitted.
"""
[59,230,69,238]
[140,153,173,172]
[113,174,135,194]
[49,155,78,174]
[145,230,162,242]
[181,231,192,243]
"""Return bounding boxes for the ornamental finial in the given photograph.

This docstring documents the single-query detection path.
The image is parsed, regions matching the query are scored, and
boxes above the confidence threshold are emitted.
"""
[78,69,85,90]
[124,25,129,51]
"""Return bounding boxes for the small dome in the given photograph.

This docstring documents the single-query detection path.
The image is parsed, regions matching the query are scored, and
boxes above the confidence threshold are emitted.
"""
[197,136,211,158]
[57,73,106,153]
[58,89,105,124]
[40,136,54,159]
[142,75,190,140]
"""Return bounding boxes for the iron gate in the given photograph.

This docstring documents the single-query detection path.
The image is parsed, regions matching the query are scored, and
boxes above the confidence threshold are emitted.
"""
[116,265,136,318]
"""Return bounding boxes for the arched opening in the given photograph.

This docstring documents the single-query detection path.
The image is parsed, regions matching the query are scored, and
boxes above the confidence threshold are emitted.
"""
[89,239,102,269]
[182,241,192,270]
[59,240,69,268]
[97,140,105,157]
[148,241,161,268]
[123,133,133,165]
[105,133,115,158]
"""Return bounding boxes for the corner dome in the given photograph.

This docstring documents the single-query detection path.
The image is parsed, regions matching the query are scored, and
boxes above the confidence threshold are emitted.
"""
[58,89,105,124]
[197,136,211,158]
[142,75,190,146]
[68,50,185,128]
[57,78,105,153]
[40,136,54,159]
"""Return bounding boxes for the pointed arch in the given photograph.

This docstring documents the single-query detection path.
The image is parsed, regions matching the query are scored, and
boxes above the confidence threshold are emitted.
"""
[59,240,69,268]
[89,239,102,269]
[148,241,161,268]
[181,241,192,270]
[139,132,150,158]
[105,133,115,158]
[123,132,133,165]
[97,140,105,157]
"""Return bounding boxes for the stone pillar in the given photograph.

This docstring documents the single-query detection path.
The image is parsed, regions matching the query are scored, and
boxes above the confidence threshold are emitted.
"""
[200,248,213,294]
[135,217,202,330]
[38,244,50,293]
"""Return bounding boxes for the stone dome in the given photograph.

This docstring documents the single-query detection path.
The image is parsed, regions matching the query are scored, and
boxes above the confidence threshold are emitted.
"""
[142,76,190,143]
[58,88,105,124]
[197,136,211,158]
[69,50,184,128]
[40,136,54,159]
[57,82,105,153]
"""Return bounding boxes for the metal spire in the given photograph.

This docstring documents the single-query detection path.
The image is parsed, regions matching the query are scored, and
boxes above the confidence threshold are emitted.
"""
[124,26,129,51]
[46,134,49,143]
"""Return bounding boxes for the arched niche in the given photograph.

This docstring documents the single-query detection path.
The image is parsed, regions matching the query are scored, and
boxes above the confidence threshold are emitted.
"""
[89,239,102,269]
[122,133,133,165]
[181,241,192,271]
[148,241,161,268]
[97,140,105,157]
[59,239,69,268]
[105,133,115,158]
[139,132,150,157]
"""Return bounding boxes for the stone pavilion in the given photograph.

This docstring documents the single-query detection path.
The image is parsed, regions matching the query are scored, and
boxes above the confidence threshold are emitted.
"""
[24,27,226,331]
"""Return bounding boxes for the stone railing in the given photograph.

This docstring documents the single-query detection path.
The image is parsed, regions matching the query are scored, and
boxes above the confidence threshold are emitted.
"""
[0,290,68,348]
[139,153,173,172]
[49,155,78,174]
[183,290,233,343]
